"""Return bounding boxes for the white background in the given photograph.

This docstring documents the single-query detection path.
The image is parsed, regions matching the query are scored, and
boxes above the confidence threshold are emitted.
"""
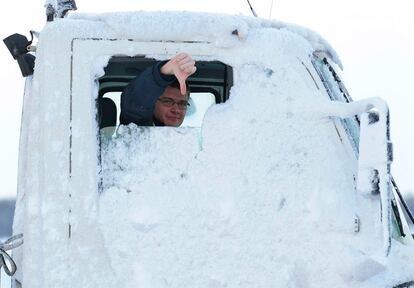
[0,0,413,199]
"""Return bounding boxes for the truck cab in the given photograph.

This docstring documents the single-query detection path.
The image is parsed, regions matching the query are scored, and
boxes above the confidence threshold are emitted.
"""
[3,5,414,288]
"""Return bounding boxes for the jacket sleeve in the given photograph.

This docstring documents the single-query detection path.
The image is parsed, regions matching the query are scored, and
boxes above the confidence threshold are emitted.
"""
[120,61,176,126]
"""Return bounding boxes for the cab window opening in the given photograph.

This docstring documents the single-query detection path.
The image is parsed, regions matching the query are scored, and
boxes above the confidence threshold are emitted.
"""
[97,56,233,135]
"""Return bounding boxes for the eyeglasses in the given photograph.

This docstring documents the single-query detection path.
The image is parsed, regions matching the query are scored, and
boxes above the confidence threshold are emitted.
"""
[157,97,190,110]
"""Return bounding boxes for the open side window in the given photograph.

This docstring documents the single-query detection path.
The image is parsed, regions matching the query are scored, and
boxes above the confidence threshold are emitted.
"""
[96,56,234,194]
[97,56,233,131]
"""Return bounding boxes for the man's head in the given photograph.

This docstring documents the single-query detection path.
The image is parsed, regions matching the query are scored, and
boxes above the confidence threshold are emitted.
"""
[153,81,190,127]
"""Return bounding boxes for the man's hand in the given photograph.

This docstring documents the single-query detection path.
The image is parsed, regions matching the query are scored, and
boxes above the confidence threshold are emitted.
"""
[160,53,197,95]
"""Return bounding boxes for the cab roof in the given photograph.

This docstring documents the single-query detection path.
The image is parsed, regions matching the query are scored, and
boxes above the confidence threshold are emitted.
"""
[65,10,342,68]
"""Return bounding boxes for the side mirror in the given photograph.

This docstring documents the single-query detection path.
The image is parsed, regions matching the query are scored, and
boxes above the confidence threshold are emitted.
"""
[357,110,392,197]
[326,98,392,256]
[357,105,393,256]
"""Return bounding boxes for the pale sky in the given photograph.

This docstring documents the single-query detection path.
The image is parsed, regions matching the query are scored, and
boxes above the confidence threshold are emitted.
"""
[1,0,413,198]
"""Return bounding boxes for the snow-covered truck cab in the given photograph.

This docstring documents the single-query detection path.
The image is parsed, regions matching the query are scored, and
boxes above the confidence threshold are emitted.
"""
[4,8,414,288]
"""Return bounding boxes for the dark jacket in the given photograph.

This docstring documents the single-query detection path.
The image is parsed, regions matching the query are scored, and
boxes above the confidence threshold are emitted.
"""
[120,61,176,126]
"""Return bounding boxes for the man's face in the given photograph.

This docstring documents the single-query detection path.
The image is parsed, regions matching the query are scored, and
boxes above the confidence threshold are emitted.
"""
[153,86,188,127]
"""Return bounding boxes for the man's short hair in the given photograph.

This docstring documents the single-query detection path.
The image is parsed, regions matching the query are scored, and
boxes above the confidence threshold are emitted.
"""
[169,79,190,98]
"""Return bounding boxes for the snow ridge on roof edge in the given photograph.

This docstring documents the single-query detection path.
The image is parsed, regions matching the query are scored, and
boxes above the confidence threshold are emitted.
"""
[259,18,343,69]
[69,11,342,69]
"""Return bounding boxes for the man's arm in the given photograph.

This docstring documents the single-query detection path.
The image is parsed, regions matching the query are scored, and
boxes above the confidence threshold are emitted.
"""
[119,53,197,126]
[120,61,175,126]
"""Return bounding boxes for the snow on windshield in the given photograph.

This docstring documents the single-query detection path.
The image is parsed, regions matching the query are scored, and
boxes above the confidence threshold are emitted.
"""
[98,51,412,288]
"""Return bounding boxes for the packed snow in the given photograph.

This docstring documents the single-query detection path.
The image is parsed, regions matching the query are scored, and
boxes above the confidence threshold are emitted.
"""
[68,10,342,67]
[11,10,414,288]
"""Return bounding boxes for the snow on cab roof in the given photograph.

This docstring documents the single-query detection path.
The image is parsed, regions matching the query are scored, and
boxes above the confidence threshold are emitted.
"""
[67,10,342,68]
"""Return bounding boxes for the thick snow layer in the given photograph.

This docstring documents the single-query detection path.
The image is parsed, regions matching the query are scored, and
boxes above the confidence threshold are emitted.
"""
[98,66,414,287]
[68,11,342,68]
[14,10,413,288]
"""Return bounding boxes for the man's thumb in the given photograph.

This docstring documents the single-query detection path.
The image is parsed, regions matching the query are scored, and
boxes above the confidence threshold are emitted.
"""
[179,79,187,96]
